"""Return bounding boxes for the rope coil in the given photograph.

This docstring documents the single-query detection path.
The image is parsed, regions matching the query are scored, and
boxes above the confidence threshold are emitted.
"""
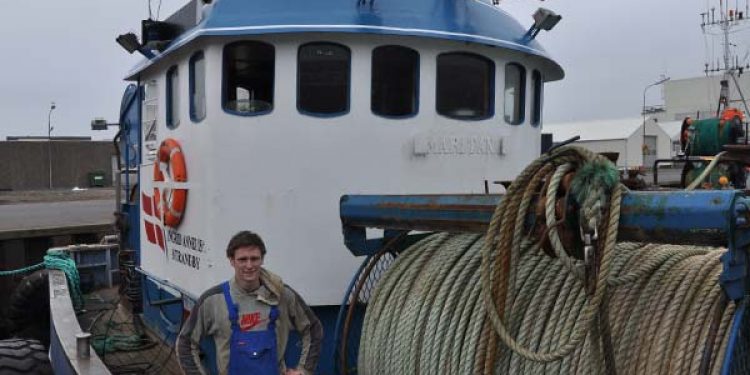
[359,146,738,374]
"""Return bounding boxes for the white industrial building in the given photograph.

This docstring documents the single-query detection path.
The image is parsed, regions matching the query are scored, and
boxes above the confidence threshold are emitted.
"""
[657,120,684,157]
[542,74,746,168]
[651,74,750,158]
[655,74,750,122]
[543,118,672,168]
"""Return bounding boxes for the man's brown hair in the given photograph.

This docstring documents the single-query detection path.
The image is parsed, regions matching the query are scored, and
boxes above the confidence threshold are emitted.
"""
[226,231,266,258]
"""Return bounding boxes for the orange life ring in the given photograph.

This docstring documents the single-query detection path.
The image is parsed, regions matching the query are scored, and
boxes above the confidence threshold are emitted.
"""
[153,138,188,227]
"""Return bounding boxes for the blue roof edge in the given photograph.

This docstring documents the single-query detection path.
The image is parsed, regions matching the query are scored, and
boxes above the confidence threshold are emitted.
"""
[125,0,564,81]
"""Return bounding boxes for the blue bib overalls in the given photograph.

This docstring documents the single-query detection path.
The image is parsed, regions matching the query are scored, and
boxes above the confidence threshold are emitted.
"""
[221,282,279,375]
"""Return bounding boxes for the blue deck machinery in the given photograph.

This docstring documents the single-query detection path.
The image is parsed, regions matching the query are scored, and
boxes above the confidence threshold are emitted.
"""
[336,190,750,374]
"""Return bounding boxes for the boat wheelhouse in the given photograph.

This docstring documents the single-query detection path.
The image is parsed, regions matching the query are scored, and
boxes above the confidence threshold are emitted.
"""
[113,0,563,372]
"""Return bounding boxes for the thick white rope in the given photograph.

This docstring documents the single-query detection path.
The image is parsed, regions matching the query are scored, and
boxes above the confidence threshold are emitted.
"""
[359,146,738,374]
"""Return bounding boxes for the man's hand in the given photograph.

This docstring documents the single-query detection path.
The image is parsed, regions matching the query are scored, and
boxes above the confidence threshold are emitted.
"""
[285,369,304,375]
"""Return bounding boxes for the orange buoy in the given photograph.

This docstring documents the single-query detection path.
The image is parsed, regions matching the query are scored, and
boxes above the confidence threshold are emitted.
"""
[152,138,188,227]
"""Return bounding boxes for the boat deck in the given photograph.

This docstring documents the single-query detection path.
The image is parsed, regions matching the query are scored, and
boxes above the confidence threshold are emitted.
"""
[78,287,182,375]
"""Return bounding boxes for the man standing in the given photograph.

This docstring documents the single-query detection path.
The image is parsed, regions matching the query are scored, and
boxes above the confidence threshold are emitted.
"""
[177,231,323,375]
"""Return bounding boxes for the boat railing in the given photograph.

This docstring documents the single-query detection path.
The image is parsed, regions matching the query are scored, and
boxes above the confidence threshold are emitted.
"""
[48,269,110,375]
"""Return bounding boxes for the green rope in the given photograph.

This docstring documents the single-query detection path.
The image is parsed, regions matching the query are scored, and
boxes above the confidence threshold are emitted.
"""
[0,262,45,276]
[0,248,148,358]
[0,249,85,311]
[44,250,84,311]
[569,158,620,205]
[569,156,620,234]
[92,333,154,354]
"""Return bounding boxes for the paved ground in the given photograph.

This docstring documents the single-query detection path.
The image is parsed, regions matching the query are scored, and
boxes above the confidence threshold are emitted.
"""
[0,200,115,239]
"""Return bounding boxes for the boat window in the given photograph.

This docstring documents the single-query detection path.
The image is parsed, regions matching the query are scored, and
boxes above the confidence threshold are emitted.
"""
[371,45,419,118]
[504,63,526,125]
[166,66,180,129]
[298,42,350,116]
[436,52,494,120]
[190,52,206,122]
[223,41,275,115]
[142,80,159,161]
[531,70,543,126]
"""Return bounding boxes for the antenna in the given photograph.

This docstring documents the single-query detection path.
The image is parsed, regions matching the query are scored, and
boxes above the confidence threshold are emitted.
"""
[702,0,750,74]
[702,0,750,116]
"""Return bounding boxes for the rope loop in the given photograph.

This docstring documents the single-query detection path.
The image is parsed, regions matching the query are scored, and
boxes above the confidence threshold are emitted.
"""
[45,250,84,310]
[481,145,621,362]
[359,145,737,374]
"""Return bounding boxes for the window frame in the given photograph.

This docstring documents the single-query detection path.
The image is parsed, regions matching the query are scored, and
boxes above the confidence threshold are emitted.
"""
[142,80,159,143]
[296,42,352,118]
[531,70,543,127]
[221,40,276,117]
[166,65,180,129]
[504,62,527,126]
[189,51,206,123]
[371,45,420,119]
[435,52,495,121]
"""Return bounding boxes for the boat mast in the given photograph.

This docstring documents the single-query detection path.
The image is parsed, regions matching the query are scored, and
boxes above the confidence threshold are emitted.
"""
[701,0,750,115]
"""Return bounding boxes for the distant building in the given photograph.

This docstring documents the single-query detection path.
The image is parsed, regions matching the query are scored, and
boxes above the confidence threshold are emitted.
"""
[6,136,92,141]
[655,74,750,122]
[657,120,684,157]
[543,117,671,168]
[649,74,750,158]
[0,138,115,190]
[544,74,749,167]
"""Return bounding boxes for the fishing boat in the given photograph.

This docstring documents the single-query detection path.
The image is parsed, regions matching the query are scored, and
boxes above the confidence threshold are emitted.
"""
[41,0,564,373]
[3,1,749,374]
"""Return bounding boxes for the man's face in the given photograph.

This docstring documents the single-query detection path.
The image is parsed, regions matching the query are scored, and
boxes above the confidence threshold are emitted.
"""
[229,246,264,284]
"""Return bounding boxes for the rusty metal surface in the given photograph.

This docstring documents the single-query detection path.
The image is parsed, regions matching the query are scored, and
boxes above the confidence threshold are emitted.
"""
[342,191,739,247]
[341,194,499,234]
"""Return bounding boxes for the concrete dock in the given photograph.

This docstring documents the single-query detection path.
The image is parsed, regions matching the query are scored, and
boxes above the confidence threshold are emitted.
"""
[0,200,114,240]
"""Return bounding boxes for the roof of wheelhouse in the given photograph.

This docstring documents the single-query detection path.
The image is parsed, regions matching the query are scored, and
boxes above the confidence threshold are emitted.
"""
[125,0,564,80]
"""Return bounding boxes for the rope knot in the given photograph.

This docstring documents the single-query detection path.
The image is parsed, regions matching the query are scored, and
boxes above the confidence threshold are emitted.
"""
[570,158,619,233]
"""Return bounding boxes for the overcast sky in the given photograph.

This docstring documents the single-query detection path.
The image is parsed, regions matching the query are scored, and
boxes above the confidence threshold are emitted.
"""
[0,0,745,140]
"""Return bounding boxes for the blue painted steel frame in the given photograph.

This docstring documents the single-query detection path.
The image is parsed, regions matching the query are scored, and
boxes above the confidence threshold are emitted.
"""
[341,191,738,246]
[339,191,750,299]
[721,298,746,375]
[332,253,373,374]
[340,190,750,374]
[118,84,143,257]
[49,325,75,375]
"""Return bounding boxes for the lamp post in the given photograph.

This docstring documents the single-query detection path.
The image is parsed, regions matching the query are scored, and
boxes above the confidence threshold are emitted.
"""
[642,77,670,168]
[48,102,56,189]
